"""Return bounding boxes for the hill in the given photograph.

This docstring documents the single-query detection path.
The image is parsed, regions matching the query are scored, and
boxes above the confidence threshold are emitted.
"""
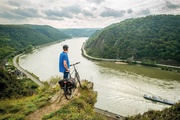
[0,24,70,63]
[59,28,100,37]
[26,25,70,41]
[85,15,180,66]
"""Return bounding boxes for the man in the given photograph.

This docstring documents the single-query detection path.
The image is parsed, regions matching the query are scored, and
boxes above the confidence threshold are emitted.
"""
[59,45,70,79]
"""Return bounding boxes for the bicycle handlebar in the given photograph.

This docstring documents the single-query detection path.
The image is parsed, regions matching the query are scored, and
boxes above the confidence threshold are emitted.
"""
[70,62,80,66]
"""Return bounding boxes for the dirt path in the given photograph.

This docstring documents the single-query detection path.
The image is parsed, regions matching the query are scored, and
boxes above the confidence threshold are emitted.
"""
[26,89,79,120]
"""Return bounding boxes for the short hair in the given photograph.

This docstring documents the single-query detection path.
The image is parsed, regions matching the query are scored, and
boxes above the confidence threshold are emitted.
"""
[63,45,68,50]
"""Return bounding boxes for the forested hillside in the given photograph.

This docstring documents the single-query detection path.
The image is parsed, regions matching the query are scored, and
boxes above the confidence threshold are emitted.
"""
[0,25,70,99]
[60,28,100,37]
[85,15,180,66]
[0,25,70,63]
[0,68,38,99]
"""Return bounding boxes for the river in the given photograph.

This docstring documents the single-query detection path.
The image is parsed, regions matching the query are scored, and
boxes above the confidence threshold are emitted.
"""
[19,37,180,116]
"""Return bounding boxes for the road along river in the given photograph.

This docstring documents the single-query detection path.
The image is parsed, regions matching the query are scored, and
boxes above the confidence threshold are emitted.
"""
[19,37,180,116]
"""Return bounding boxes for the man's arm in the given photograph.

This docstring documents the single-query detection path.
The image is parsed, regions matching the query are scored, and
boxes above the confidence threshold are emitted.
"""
[63,60,69,71]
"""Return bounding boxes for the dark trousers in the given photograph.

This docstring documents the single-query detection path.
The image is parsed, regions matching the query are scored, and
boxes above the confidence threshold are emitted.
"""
[63,71,69,79]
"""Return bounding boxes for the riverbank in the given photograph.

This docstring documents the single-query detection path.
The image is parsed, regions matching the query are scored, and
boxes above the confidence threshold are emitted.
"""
[81,42,124,62]
[13,54,44,86]
[11,38,69,86]
[81,42,180,72]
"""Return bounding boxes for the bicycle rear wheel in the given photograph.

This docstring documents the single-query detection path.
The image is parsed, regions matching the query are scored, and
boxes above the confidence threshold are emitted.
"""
[64,87,74,100]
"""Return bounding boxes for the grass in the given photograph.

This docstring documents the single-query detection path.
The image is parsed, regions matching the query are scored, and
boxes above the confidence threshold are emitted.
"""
[125,102,180,120]
[0,91,53,120]
[42,80,108,120]
[0,79,57,120]
[0,77,110,120]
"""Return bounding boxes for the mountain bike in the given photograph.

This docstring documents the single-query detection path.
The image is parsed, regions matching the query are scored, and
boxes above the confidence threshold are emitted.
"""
[59,62,82,100]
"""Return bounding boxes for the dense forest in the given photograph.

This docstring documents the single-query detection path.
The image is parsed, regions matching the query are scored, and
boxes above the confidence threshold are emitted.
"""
[59,28,100,37]
[85,15,180,66]
[0,68,38,99]
[0,24,70,63]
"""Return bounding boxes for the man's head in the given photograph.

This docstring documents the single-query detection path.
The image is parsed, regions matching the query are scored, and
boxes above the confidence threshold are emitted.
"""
[63,45,68,51]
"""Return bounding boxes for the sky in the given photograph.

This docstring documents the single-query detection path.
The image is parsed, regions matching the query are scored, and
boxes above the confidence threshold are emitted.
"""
[0,0,180,28]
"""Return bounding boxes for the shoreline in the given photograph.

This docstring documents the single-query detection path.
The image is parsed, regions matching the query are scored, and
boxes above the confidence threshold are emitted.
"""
[81,42,180,71]
[11,38,71,83]
[11,39,69,86]
[13,54,44,86]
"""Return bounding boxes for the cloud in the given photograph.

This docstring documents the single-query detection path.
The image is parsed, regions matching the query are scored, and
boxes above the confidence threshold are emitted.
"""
[0,1,41,19]
[8,0,31,7]
[91,7,97,11]
[165,1,180,9]
[0,0,180,28]
[44,16,64,21]
[8,0,21,7]
[63,5,82,14]
[0,11,25,19]
[12,8,40,18]
[44,5,95,19]
[140,8,151,15]
[43,9,73,19]
[127,9,133,14]
[86,0,105,4]
[100,8,125,18]
[82,9,94,17]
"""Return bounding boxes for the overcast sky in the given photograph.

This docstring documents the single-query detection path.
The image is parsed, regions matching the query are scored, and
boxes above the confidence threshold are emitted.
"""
[0,0,180,28]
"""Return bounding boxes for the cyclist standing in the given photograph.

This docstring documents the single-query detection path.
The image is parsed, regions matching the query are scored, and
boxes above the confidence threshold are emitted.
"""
[59,45,70,79]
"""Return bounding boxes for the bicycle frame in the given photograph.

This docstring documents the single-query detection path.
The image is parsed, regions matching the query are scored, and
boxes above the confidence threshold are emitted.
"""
[69,62,80,78]
[69,62,82,88]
